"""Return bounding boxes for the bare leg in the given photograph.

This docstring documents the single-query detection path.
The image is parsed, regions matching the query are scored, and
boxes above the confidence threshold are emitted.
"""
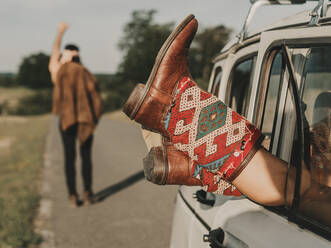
[233,148,311,206]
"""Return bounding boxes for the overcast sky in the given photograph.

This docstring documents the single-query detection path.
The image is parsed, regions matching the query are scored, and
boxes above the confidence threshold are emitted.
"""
[1,0,316,74]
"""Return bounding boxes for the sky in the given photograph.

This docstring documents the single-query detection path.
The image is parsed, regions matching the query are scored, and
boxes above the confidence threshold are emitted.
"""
[1,0,317,74]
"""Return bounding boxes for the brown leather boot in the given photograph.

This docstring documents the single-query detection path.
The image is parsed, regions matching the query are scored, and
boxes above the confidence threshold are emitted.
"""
[143,142,201,186]
[124,15,262,193]
[143,141,242,196]
[123,15,198,136]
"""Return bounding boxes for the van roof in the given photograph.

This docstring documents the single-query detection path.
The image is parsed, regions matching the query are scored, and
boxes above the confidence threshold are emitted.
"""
[219,3,331,57]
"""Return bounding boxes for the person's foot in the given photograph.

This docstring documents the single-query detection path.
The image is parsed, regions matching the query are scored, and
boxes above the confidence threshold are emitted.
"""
[123,14,198,137]
[69,194,79,208]
[83,191,94,206]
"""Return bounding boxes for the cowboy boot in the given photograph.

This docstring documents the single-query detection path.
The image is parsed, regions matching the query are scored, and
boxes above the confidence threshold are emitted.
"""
[123,14,198,136]
[165,77,264,184]
[143,140,242,196]
[123,15,263,185]
[143,142,200,186]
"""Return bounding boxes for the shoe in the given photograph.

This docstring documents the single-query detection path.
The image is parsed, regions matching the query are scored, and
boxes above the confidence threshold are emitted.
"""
[124,15,263,185]
[123,14,198,137]
[83,191,94,206]
[137,76,262,184]
[143,141,242,196]
[164,77,264,183]
[69,194,79,208]
[143,142,201,186]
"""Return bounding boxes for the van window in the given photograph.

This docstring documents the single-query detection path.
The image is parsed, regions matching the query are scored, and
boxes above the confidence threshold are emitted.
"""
[228,57,255,116]
[279,46,331,229]
[260,52,283,150]
[211,67,222,97]
[298,46,331,228]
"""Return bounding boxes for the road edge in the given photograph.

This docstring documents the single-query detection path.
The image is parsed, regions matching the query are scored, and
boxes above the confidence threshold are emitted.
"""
[35,116,56,248]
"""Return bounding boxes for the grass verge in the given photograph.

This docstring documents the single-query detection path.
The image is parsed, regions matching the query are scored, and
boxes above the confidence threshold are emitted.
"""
[0,115,50,248]
[0,87,34,108]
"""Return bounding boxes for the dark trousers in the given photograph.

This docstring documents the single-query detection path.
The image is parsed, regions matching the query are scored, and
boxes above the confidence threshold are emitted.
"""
[60,124,93,196]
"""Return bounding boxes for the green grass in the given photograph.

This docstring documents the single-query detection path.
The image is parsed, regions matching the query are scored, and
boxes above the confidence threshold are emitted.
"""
[0,87,34,108]
[0,87,52,116]
[0,115,50,248]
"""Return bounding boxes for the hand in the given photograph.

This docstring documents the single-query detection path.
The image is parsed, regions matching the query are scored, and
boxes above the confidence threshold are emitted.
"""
[58,22,68,33]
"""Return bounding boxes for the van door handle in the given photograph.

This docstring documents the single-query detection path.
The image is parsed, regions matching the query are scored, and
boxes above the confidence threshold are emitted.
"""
[204,228,249,248]
[193,189,215,206]
[203,228,225,248]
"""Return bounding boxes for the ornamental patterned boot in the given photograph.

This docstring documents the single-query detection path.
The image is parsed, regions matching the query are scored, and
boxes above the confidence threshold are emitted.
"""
[143,141,201,186]
[143,141,242,196]
[123,15,263,193]
[164,77,264,193]
[123,15,198,135]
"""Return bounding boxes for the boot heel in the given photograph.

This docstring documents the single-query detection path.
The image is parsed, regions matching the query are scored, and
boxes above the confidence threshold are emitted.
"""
[143,145,202,186]
[123,83,146,119]
[143,147,168,185]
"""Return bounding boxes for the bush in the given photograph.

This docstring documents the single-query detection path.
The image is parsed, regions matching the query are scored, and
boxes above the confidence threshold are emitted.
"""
[0,73,17,87]
[102,91,126,112]
[7,90,52,115]
[17,53,52,89]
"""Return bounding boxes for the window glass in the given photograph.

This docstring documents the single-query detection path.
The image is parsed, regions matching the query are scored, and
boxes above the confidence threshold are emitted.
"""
[228,58,255,116]
[298,47,331,228]
[280,46,331,229]
[261,52,283,150]
[211,67,222,97]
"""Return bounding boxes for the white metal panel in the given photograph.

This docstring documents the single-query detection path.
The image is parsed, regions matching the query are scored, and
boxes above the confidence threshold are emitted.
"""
[195,194,247,228]
[169,193,195,248]
[189,217,210,248]
[180,185,201,209]
[211,199,331,248]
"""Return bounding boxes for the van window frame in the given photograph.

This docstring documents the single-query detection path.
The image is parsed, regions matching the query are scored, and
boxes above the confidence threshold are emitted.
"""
[225,52,257,116]
[211,66,223,96]
[259,49,286,152]
[257,43,331,241]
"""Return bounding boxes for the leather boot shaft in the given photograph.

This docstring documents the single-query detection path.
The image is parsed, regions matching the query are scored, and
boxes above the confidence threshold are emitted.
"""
[123,15,198,137]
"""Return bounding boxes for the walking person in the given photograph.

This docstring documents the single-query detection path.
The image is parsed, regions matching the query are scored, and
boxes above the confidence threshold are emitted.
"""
[49,23,103,207]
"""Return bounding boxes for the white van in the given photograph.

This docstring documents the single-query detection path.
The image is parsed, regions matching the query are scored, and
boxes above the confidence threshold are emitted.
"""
[170,0,331,247]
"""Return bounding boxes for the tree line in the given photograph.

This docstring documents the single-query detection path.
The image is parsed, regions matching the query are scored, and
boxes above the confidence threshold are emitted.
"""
[1,10,232,113]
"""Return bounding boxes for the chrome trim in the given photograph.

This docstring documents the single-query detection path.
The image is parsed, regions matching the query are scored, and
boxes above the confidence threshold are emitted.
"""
[238,0,306,42]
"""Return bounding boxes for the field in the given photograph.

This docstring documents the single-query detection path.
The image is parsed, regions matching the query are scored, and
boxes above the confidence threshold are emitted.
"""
[0,87,34,110]
[0,115,50,248]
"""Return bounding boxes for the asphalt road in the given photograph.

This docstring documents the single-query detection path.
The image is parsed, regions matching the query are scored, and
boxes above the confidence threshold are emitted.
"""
[38,113,178,248]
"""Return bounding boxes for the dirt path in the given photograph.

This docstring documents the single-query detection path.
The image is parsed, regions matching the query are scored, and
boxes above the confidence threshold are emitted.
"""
[37,113,178,248]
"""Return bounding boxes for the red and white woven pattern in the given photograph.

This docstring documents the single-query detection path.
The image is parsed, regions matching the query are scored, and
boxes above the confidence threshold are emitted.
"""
[166,77,263,193]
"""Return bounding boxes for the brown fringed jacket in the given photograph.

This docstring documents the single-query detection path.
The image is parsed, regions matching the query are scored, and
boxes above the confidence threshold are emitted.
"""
[52,62,103,144]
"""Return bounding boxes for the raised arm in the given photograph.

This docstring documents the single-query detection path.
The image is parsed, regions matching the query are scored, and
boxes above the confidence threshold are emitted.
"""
[49,23,68,83]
